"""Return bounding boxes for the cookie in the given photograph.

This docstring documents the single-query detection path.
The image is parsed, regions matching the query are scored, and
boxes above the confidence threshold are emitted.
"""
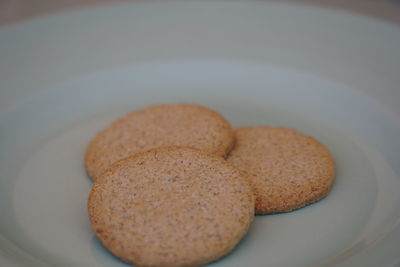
[227,126,335,214]
[85,104,234,181]
[88,147,254,267]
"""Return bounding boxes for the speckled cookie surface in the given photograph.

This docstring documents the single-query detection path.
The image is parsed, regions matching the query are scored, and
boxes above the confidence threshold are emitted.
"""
[227,126,335,214]
[88,147,254,267]
[85,104,234,181]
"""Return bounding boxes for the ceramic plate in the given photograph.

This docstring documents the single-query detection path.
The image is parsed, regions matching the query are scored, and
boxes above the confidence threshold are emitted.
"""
[1,1,400,266]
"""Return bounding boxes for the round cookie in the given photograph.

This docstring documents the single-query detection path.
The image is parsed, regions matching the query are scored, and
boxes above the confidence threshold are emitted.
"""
[88,147,254,267]
[85,104,234,181]
[227,126,335,214]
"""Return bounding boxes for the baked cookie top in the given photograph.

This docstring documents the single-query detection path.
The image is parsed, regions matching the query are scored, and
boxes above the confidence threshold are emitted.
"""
[227,126,335,214]
[85,104,234,181]
[88,147,254,267]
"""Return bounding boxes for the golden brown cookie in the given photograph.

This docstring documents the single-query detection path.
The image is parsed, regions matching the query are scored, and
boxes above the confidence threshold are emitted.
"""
[88,147,254,267]
[227,126,335,214]
[85,104,234,181]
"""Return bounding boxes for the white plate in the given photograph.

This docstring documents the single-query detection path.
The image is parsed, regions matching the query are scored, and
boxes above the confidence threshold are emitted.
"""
[1,1,400,266]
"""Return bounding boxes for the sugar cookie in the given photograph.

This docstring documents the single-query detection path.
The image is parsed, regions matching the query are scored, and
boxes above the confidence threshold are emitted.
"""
[88,147,254,267]
[85,104,234,181]
[227,126,335,214]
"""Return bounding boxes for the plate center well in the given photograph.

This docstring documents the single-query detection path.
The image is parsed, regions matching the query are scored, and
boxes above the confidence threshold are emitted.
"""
[0,61,398,266]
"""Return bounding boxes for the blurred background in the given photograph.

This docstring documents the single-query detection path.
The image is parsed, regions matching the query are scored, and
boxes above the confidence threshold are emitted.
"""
[1,0,400,27]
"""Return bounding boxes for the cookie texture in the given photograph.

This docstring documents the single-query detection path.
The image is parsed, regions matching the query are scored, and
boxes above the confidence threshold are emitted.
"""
[85,104,234,181]
[227,126,335,214]
[88,147,254,267]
